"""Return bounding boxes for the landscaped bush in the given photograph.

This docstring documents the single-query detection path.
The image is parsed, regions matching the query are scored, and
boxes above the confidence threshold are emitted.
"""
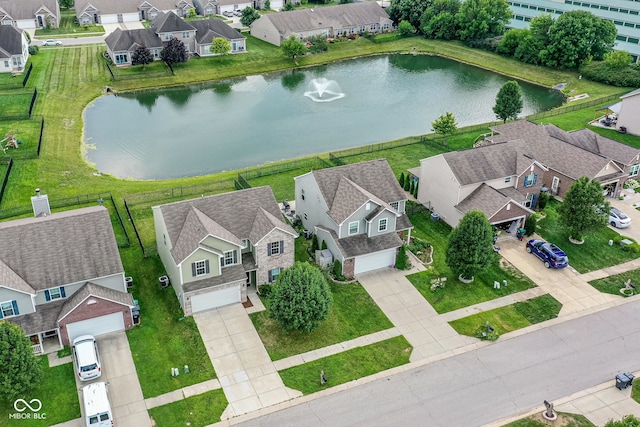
[537,191,550,210]
[29,46,39,55]
[622,242,640,253]
[580,61,640,87]
[332,259,346,281]
[307,35,328,54]
[395,245,409,270]
[523,215,536,236]
[258,284,272,298]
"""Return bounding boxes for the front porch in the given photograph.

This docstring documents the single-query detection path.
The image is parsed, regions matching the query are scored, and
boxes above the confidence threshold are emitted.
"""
[29,329,63,355]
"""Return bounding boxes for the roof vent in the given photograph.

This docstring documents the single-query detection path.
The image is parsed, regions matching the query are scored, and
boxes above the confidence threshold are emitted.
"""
[31,188,51,217]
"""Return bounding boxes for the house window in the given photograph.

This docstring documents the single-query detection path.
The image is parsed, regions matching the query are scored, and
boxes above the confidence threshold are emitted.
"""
[523,173,538,188]
[115,54,128,64]
[45,287,66,301]
[166,33,173,40]
[304,213,308,220]
[268,267,281,283]
[241,239,248,248]
[348,221,359,235]
[3,60,8,68]
[630,164,640,177]
[301,189,305,200]
[268,241,284,256]
[523,193,536,208]
[390,201,399,212]
[193,260,209,276]
[163,233,166,246]
[150,12,157,19]
[359,25,365,33]
[221,250,237,266]
[0,300,19,318]
[378,218,388,232]
[504,177,511,183]
[182,31,190,38]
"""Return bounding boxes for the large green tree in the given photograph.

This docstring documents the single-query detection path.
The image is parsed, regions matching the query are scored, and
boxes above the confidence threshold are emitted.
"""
[240,7,261,27]
[420,0,460,39]
[0,321,43,402]
[541,10,616,68]
[513,14,553,65]
[445,210,494,282]
[455,0,511,41]
[493,80,523,123]
[269,262,333,333]
[210,37,231,55]
[431,112,458,143]
[388,0,433,31]
[558,177,609,241]
[160,38,188,65]
[281,35,307,64]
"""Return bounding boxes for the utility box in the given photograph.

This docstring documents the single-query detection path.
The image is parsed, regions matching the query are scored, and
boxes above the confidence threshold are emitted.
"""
[316,249,333,268]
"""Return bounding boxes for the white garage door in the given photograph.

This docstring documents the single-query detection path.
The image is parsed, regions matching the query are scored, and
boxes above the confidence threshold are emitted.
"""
[354,249,397,275]
[191,286,241,313]
[67,312,125,342]
[122,12,139,23]
[101,14,118,24]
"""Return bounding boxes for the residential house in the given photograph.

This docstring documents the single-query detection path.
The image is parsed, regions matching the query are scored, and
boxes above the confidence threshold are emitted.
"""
[0,0,60,29]
[617,88,640,137]
[0,26,29,74]
[0,196,134,354]
[250,2,393,46]
[152,186,297,316]
[75,0,194,25]
[294,159,413,278]
[417,120,640,228]
[105,12,244,65]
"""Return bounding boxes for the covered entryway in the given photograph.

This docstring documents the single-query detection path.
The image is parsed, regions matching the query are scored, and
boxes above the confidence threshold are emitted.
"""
[190,286,241,313]
[354,248,396,275]
[66,312,125,342]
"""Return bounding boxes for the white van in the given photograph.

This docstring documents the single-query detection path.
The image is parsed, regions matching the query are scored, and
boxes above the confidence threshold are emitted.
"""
[81,382,113,426]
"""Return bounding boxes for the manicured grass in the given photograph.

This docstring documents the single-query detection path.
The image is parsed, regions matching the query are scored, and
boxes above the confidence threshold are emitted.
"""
[448,294,562,338]
[248,166,317,202]
[295,236,313,263]
[279,336,412,395]
[0,117,42,160]
[123,249,216,398]
[535,200,640,273]
[250,282,393,360]
[0,92,32,119]
[589,270,640,297]
[147,390,228,427]
[633,378,640,404]
[35,10,104,36]
[505,412,594,427]
[0,357,80,427]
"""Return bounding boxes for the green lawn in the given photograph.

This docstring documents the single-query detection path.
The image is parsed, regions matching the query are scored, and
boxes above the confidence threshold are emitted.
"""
[123,249,216,398]
[279,336,412,395]
[250,282,393,360]
[148,389,227,427]
[588,270,640,297]
[535,200,640,273]
[448,294,562,338]
[0,117,42,160]
[0,91,32,119]
[633,379,640,404]
[35,9,104,36]
[295,236,314,263]
[0,357,80,427]
[504,412,594,427]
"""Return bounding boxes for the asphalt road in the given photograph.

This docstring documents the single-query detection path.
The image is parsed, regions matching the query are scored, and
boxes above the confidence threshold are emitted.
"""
[240,299,640,427]
[37,36,105,47]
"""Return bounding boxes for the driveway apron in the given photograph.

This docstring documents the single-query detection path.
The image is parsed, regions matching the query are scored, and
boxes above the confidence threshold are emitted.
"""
[194,305,301,419]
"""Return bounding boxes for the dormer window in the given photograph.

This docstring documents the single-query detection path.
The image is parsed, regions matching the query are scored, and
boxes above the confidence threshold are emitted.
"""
[378,218,388,232]
[390,202,399,212]
[221,250,238,267]
[193,260,209,276]
[45,287,66,301]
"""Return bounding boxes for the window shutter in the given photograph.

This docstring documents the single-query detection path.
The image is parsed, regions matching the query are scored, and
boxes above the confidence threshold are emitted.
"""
[233,251,237,263]
[12,300,19,316]
[45,290,51,301]
[533,174,538,185]
[267,244,272,256]
[60,287,66,298]
[205,260,210,274]
[220,257,224,268]
[268,270,272,282]
[279,240,284,254]
[531,194,537,207]
[191,262,197,276]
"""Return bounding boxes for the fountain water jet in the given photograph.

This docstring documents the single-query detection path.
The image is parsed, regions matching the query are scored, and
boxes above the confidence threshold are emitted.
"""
[304,78,345,103]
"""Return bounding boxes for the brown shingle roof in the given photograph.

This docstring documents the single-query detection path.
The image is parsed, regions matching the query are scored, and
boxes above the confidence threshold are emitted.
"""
[105,27,163,51]
[455,183,530,217]
[152,10,195,33]
[0,206,124,292]
[0,0,58,20]
[6,300,65,335]
[0,26,25,58]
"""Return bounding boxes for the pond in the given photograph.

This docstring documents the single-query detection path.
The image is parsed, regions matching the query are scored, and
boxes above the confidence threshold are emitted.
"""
[84,54,565,180]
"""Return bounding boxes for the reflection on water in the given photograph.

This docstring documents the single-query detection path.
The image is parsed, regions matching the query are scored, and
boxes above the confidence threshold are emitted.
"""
[85,54,565,180]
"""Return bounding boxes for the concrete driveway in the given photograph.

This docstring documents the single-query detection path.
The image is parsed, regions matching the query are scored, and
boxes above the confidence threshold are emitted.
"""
[609,190,640,241]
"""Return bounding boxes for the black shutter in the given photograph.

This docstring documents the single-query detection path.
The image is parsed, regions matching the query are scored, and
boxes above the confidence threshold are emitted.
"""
[60,287,66,298]
[191,262,196,276]
[233,250,237,263]
[205,259,210,274]
[279,240,284,254]
[268,270,272,282]
[45,290,51,301]
[267,243,272,256]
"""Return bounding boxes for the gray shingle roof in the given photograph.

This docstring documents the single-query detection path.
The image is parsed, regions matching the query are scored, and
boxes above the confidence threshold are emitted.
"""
[6,300,65,335]
[190,18,245,44]
[58,282,134,322]
[75,0,138,15]
[455,183,530,217]
[0,0,58,20]
[157,187,296,265]
[183,264,245,292]
[253,2,390,35]
[317,225,402,258]
[105,27,163,51]
[0,206,124,292]
[0,26,25,58]
[152,10,195,33]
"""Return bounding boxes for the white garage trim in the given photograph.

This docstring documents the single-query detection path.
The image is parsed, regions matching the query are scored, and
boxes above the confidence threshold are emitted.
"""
[190,286,241,313]
[66,312,125,342]
[354,248,396,275]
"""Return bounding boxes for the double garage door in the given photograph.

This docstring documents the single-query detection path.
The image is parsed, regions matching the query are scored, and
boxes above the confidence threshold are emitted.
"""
[190,286,241,314]
[66,312,125,342]
[354,249,397,275]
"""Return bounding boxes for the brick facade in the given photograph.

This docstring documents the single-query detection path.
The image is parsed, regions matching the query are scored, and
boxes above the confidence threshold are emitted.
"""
[254,229,295,286]
[343,258,355,278]
[58,297,133,345]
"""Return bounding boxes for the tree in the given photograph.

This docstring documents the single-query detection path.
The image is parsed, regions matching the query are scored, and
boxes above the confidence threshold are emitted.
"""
[188,7,196,18]
[59,0,74,9]
[431,112,457,143]
[420,0,460,39]
[455,0,511,41]
[131,45,153,69]
[541,10,616,68]
[493,80,523,123]
[0,321,43,402]
[210,37,231,55]
[413,181,419,198]
[388,0,433,31]
[513,14,553,65]
[445,210,494,282]
[399,172,405,188]
[496,28,527,57]
[283,2,295,11]
[605,50,633,69]
[264,0,271,9]
[404,176,411,191]
[281,35,307,64]
[240,7,261,27]
[160,38,188,66]
[398,20,415,37]
[396,245,409,270]
[558,176,609,242]
[604,415,640,427]
[269,262,333,333]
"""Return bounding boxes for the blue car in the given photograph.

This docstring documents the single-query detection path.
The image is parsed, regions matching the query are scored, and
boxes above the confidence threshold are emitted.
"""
[526,239,568,269]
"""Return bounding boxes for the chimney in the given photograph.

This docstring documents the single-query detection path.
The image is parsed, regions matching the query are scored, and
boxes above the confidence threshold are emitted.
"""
[31,188,51,217]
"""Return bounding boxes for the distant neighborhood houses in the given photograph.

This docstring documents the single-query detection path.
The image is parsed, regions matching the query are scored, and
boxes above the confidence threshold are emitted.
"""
[250,2,394,46]
[105,11,246,66]
[75,0,194,25]
[0,26,30,74]
[0,0,60,29]
[417,120,640,229]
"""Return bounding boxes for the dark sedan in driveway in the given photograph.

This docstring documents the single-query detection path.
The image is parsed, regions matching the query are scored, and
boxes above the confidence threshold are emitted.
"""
[526,239,569,269]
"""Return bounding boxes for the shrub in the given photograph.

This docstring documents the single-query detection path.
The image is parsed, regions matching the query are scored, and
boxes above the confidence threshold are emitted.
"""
[258,284,272,298]
[398,20,414,37]
[307,35,328,54]
[399,172,405,188]
[537,192,550,210]
[311,234,319,252]
[332,259,345,280]
[395,245,409,270]
[523,215,536,236]
[283,2,295,10]
[622,243,640,253]
[321,240,327,250]
[28,46,39,55]
[580,60,640,87]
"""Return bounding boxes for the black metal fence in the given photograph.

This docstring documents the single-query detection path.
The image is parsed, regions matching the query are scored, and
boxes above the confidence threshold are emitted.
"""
[0,157,14,207]
[22,63,33,88]
[28,88,38,118]
[36,117,44,157]
[237,157,332,181]
[236,174,251,190]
